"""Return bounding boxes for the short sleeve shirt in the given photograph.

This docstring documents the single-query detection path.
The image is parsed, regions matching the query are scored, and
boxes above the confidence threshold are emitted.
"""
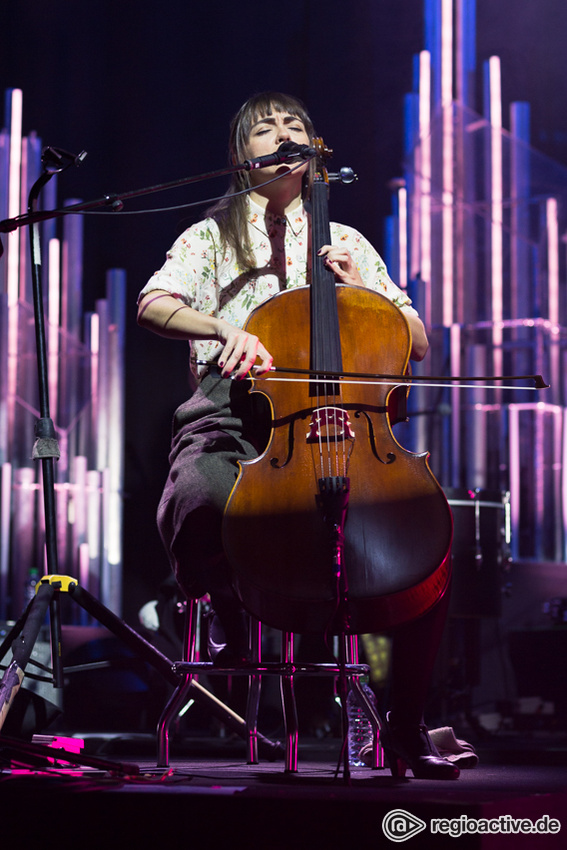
[139,198,415,381]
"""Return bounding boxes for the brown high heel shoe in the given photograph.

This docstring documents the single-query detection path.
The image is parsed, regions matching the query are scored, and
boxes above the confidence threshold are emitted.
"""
[382,712,460,780]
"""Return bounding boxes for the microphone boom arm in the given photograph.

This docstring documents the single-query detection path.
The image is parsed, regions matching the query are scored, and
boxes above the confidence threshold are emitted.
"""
[0,143,316,234]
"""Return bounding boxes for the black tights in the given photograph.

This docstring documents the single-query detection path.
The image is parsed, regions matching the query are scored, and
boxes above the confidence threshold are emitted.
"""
[386,585,450,726]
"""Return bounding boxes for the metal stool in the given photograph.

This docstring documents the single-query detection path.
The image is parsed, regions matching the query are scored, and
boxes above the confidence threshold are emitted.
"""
[156,597,383,773]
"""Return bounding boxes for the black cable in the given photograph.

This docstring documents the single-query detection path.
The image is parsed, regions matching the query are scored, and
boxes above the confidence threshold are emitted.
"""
[35,160,311,220]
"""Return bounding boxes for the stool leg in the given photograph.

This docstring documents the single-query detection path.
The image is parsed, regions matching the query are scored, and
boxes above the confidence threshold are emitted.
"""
[156,598,199,768]
[346,634,384,770]
[245,617,262,764]
[280,631,298,773]
[157,675,194,767]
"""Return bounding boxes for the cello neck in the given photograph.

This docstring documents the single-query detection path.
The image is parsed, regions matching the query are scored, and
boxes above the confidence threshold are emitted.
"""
[310,172,343,380]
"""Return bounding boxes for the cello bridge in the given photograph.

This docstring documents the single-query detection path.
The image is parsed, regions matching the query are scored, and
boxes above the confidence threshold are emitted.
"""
[306,407,355,443]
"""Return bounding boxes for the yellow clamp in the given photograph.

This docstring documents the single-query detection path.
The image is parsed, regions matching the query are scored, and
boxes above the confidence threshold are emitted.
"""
[38,575,79,593]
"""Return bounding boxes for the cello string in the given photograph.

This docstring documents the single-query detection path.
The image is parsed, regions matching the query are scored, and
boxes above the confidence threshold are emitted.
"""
[323,380,333,479]
[312,375,326,480]
[337,381,347,479]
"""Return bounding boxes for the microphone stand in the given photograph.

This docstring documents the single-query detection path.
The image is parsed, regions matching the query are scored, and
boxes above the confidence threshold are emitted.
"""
[0,144,314,236]
[0,145,290,765]
[1,149,78,733]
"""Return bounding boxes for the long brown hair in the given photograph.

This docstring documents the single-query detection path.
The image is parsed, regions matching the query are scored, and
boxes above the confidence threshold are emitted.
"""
[207,92,316,272]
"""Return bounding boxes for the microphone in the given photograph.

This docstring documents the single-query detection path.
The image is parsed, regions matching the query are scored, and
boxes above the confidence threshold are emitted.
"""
[244,141,316,171]
[41,146,88,173]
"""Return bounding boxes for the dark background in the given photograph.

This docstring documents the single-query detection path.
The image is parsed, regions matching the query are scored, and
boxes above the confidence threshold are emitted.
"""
[2,0,567,624]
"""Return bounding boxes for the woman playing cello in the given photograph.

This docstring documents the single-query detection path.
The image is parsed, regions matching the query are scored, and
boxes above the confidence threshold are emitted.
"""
[137,92,458,780]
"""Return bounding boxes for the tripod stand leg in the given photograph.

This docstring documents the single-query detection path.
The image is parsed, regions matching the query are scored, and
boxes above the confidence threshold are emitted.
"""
[66,582,283,759]
[1,577,283,759]
[67,582,179,685]
[0,661,25,731]
[0,582,55,731]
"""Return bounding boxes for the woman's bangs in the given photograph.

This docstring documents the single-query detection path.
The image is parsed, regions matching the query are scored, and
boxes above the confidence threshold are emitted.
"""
[231,92,314,161]
[250,95,311,132]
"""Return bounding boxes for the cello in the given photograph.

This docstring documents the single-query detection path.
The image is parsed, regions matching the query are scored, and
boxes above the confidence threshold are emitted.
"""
[222,139,453,636]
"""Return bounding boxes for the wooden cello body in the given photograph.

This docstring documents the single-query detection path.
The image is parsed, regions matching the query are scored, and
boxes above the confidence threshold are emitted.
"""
[222,144,452,635]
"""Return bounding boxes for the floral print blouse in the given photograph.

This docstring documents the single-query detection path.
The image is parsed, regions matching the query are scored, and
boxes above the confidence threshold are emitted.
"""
[139,199,415,381]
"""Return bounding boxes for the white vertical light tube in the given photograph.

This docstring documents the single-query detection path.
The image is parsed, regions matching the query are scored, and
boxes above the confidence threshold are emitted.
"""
[552,404,563,560]
[105,270,126,615]
[106,327,123,614]
[546,198,559,326]
[71,454,88,582]
[0,463,12,619]
[397,186,408,291]
[79,542,90,615]
[466,346,488,489]
[563,407,567,562]
[489,56,504,377]
[48,238,61,422]
[534,405,545,558]
[18,137,28,302]
[87,469,102,598]
[6,91,23,453]
[508,405,520,561]
[95,300,109,473]
[89,311,100,454]
[546,198,561,401]
[441,0,454,327]
[450,323,461,487]
[6,90,23,308]
[100,466,113,611]
[419,50,432,328]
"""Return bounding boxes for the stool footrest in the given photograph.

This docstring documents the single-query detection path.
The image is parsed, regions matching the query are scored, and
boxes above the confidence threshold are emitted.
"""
[173,661,370,677]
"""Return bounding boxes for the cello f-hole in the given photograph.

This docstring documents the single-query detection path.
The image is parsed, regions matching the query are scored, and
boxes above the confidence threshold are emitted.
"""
[354,410,397,465]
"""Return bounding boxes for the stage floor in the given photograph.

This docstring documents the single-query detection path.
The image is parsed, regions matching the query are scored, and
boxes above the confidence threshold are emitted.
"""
[1,733,566,849]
